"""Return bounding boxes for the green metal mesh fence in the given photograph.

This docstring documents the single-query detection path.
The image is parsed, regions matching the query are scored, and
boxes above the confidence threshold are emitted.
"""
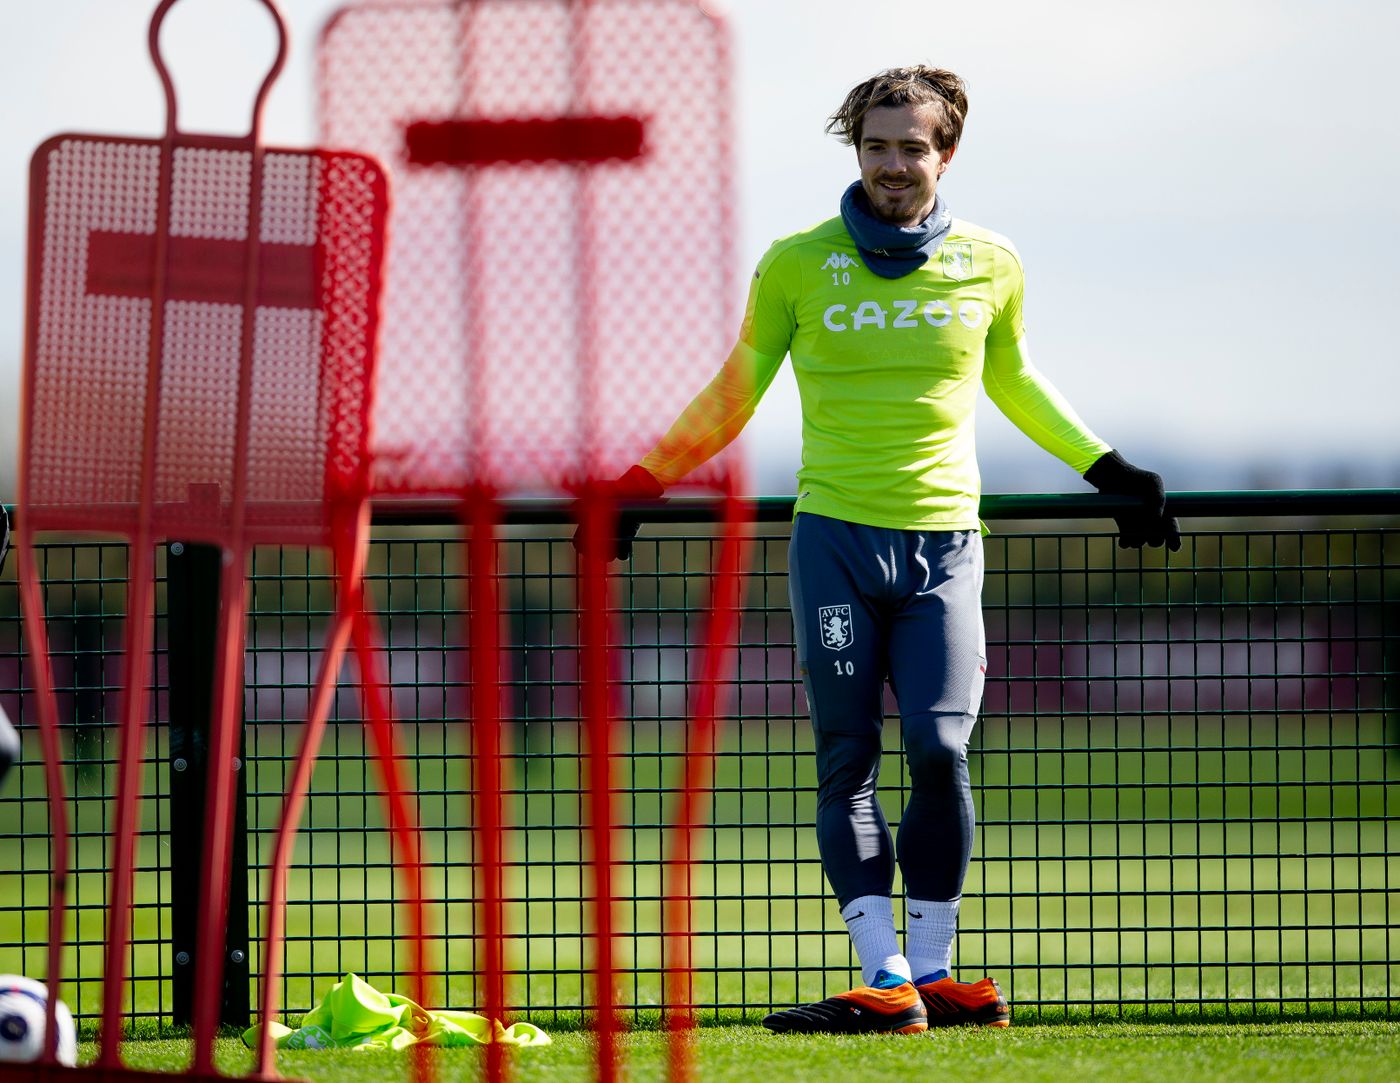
[1,499,1397,1027]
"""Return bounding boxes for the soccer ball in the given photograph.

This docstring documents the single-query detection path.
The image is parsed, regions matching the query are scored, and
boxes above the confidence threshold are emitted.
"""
[0,975,77,1066]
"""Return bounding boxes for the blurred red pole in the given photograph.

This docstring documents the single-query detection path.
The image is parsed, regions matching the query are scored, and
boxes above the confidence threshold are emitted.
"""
[664,477,749,1083]
[465,486,508,1083]
[98,24,177,1051]
[190,561,253,1075]
[97,545,159,1068]
[578,488,619,1083]
[255,508,370,1079]
[15,537,72,1067]
[352,603,433,1083]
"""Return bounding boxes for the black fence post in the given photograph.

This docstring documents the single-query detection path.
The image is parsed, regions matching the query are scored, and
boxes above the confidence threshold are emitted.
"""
[71,599,105,795]
[166,541,251,1028]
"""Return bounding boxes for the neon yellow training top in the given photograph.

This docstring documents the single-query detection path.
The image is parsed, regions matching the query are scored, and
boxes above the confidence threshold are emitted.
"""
[641,215,1111,531]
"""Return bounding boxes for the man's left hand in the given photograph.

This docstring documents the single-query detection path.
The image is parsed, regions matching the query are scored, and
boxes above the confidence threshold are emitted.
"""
[571,465,666,562]
[1083,450,1182,551]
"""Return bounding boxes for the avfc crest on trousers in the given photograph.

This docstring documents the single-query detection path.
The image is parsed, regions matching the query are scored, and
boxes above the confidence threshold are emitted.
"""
[941,242,973,281]
[819,605,853,651]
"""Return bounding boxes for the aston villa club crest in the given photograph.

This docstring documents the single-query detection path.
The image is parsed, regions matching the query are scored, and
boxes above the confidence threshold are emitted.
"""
[819,605,853,651]
[942,242,973,281]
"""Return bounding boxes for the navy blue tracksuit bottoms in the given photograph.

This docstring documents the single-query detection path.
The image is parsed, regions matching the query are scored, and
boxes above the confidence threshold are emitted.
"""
[788,512,986,907]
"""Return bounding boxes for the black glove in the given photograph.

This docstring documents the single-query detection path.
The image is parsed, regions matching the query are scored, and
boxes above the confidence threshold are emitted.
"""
[1083,450,1181,551]
[571,465,666,562]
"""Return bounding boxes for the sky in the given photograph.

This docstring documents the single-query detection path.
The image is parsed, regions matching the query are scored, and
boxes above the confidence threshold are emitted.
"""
[4,0,1398,495]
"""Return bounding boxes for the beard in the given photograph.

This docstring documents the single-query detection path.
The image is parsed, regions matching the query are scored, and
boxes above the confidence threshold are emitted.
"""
[863,177,935,226]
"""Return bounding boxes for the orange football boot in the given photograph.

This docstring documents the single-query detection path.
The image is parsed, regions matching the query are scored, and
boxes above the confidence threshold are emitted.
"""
[763,971,929,1035]
[915,974,1010,1027]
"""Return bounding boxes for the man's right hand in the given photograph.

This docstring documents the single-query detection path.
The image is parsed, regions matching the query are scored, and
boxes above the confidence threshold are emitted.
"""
[571,465,666,562]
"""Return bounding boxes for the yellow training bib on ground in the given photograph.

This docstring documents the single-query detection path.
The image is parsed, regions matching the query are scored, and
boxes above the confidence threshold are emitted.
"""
[241,973,550,1051]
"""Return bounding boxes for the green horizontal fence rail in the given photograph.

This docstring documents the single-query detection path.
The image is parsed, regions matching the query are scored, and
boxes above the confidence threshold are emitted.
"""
[0,491,1397,1027]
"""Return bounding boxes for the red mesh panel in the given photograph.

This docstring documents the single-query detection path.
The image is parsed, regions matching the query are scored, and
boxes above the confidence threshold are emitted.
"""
[318,0,736,493]
[23,135,388,546]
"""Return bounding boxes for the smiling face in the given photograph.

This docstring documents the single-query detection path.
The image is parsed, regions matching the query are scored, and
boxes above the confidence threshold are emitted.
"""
[856,103,953,227]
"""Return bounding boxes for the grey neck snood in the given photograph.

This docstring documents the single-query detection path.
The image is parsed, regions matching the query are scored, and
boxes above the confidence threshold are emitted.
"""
[839,180,952,279]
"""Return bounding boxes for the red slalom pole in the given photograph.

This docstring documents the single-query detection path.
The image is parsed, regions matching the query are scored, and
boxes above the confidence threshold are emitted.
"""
[15,536,72,1068]
[190,556,254,1075]
[97,4,178,1048]
[578,487,619,1083]
[465,486,508,1083]
[351,596,433,1083]
[255,600,355,1078]
[255,509,369,1079]
[99,541,160,1069]
[663,478,749,1083]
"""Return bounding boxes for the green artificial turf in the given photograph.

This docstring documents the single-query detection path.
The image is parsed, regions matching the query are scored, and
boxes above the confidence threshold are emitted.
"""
[88,1021,1400,1083]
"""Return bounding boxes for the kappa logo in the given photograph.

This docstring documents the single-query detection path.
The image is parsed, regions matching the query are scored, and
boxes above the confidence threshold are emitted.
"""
[822,252,859,270]
[942,242,974,281]
[819,604,853,651]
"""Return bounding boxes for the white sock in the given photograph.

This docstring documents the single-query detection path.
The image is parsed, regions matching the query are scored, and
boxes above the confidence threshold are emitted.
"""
[841,895,911,985]
[905,896,960,983]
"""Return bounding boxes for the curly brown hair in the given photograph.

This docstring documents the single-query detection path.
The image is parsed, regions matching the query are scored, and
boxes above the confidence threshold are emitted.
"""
[826,66,968,152]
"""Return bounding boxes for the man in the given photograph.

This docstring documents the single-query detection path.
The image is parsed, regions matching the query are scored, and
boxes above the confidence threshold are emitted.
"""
[582,66,1179,1033]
